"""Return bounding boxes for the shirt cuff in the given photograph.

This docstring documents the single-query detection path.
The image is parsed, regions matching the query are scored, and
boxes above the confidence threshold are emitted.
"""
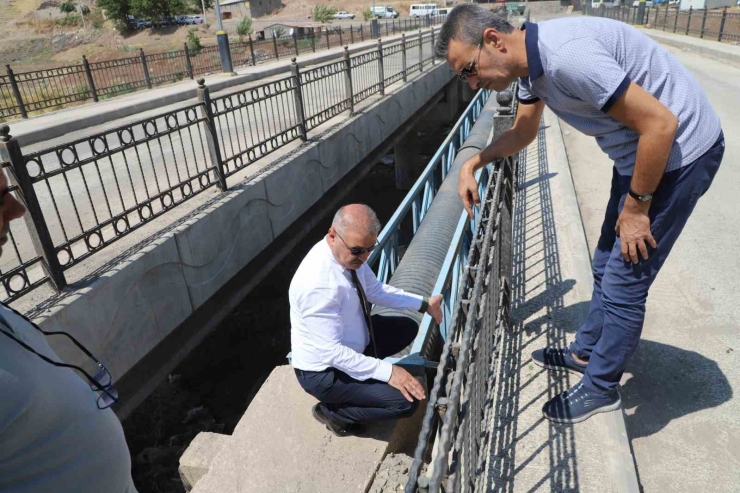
[372,359,393,382]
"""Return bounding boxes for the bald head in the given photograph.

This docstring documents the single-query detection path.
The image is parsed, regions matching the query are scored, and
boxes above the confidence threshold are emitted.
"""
[332,204,381,237]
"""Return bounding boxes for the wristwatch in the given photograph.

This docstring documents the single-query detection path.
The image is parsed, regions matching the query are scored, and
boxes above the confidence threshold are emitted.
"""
[418,297,429,313]
[628,188,653,202]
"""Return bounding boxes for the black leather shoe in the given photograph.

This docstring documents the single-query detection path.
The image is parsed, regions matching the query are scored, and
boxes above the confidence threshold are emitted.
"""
[311,404,366,437]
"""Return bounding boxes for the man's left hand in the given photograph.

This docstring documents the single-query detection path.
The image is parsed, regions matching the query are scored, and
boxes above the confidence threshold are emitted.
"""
[615,198,657,264]
[426,294,444,324]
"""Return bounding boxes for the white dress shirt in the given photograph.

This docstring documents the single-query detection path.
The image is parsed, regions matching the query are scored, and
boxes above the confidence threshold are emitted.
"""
[289,238,423,382]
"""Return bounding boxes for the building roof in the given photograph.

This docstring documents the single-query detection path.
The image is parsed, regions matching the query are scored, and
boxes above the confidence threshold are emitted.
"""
[263,21,324,29]
[220,0,246,6]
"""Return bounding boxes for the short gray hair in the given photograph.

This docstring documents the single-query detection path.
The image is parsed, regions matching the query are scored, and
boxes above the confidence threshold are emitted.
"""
[332,204,381,237]
[435,4,514,59]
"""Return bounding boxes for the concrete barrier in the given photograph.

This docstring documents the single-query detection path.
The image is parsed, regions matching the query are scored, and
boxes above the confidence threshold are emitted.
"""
[33,62,455,396]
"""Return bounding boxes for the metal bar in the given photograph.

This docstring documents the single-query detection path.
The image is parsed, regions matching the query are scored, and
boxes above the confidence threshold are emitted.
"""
[293,31,300,57]
[431,28,436,65]
[419,30,424,72]
[401,34,407,82]
[686,7,692,35]
[326,29,331,50]
[719,7,728,42]
[195,79,228,191]
[351,25,354,44]
[290,59,308,141]
[700,8,707,38]
[674,6,680,32]
[184,43,195,78]
[273,33,279,60]
[5,65,27,119]
[339,28,344,46]
[664,4,669,31]
[0,125,66,289]
[343,47,354,115]
[377,39,385,96]
[360,24,364,42]
[82,55,98,102]
[310,31,316,52]
[140,48,152,89]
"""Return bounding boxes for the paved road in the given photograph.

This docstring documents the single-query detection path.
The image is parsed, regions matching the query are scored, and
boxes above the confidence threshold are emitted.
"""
[563,46,740,492]
[1,38,434,300]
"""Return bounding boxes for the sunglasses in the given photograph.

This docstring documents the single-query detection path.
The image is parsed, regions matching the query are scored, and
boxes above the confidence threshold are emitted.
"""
[335,230,377,256]
[458,42,483,83]
[0,311,119,410]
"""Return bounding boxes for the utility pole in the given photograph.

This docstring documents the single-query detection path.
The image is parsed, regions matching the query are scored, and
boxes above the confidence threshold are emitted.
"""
[201,0,208,25]
[214,0,224,31]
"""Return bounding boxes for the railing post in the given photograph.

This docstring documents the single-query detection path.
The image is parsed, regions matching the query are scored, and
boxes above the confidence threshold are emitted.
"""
[718,7,728,42]
[700,8,707,38]
[685,7,692,35]
[293,30,299,57]
[289,59,308,141]
[418,30,424,72]
[82,55,98,102]
[350,25,354,44]
[140,48,152,89]
[343,47,354,115]
[377,38,385,96]
[248,36,257,66]
[360,24,364,42]
[339,27,343,46]
[401,33,407,82]
[195,79,228,191]
[325,29,331,49]
[310,30,316,52]
[5,65,26,119]
[663,4,669,31]
[184,43,195,78]
[430,27,435,66]
[272,33,279,60]
[0,125,66,290]
[673,5,679,32]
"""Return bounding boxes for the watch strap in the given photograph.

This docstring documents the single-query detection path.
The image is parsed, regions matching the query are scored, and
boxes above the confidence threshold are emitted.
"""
[628,188,653,202]
[418,296,429,313]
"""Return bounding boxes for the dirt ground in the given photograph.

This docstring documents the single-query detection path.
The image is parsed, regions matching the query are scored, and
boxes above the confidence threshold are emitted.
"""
[121,115,459,493]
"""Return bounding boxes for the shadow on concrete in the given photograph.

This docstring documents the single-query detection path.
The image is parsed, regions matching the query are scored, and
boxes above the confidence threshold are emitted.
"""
[622,339,733,440]
[486,119,581,492]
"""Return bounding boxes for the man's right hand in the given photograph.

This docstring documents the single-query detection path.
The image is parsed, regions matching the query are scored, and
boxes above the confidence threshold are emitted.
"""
[388,365,426,402]
[458,158,480,219]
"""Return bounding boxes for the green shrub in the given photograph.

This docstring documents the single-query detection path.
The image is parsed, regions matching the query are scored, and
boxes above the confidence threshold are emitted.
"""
[236,17,252,41]
[59,1,76,14]
[187,27,201,51]
[362,7,373,21]
[312,5,337,23]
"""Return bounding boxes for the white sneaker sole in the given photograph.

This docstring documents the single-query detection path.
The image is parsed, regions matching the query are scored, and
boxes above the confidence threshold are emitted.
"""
[543,395,622,424]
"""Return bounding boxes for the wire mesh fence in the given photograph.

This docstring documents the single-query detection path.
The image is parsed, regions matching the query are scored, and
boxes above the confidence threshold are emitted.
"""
[0,27,443,305]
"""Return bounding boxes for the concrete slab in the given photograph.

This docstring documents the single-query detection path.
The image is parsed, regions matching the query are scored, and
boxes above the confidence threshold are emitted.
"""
[561,42,740,492]
[174,180,273,309]
[484,108,638,492]
[179,432,230,492]
[190,365,397,493]
[637,27,740,65]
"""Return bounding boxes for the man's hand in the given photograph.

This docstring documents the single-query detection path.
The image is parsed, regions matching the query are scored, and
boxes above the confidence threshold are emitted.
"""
[615,197,657,264]
[388,365,426,402]
[426,294,444,324]
[458,159,480,219]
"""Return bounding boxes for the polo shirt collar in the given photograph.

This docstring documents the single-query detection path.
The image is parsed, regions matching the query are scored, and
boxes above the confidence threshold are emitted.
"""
[522,22,544,81]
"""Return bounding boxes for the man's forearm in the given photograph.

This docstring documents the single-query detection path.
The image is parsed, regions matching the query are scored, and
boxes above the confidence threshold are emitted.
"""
[627,126,677,210]
[467,127,534,172]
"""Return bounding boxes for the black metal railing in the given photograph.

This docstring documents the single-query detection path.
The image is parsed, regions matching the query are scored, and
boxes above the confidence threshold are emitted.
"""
[404,91,518,493]
[0,27,445,305]
[0,15,448,122]
[591,5,739,43]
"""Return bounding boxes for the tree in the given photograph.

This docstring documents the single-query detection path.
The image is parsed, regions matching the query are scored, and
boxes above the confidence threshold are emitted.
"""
[60,1,77,13]
[273,26,285,38]
[187,27,201,51]
[96,0,130,30]
[236,17,252,41]
[362,7,373,21]
[312,5,337,23]
[129,0,187,20]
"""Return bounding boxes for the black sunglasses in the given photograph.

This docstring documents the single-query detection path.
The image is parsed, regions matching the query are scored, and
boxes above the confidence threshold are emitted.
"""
[335,230,377,256]
[0,310,119,410]
[458,42,483,83]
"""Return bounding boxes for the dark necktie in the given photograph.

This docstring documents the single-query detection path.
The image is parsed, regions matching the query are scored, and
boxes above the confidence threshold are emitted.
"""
[349,269,379,357]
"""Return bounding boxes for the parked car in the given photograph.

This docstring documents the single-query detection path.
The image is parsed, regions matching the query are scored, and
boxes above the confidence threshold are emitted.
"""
[186,15,204,24]
[372,6,399,18]
[631,0,653,5]
[432,7,449,15]
[409,3,437,17]
[333,11,356,19]
[135,19,153,29]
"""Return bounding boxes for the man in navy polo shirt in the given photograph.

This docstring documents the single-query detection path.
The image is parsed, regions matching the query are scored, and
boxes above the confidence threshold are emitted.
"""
[436,5,724,423]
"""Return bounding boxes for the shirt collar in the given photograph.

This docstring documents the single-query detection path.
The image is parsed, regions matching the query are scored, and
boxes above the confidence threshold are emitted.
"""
[521,22,544,81]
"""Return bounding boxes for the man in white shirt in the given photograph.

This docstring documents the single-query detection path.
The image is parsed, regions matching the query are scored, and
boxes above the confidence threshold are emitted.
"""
[290,204,443,437]
[0,165,137,491]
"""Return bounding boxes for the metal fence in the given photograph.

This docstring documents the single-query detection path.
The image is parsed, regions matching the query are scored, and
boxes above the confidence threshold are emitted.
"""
[0,15,447,122]
[0,27,443,305]
[592,4,740,43]
[398,89,518,493]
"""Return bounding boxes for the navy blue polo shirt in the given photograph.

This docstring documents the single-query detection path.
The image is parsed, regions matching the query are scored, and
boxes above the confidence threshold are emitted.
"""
[517,17,721,176]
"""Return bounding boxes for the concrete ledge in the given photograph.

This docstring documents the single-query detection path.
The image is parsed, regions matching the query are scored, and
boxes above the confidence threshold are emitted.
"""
[179,432,230,492]
[12,29,440,147]
[185,366,425,493]
[640,28,740,65]
[32,62,454,387]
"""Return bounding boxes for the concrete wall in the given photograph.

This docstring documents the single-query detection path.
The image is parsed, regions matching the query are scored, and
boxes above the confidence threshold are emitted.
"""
[34,62,455,386]
[250,0,281,17]
[525,0,571,15]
